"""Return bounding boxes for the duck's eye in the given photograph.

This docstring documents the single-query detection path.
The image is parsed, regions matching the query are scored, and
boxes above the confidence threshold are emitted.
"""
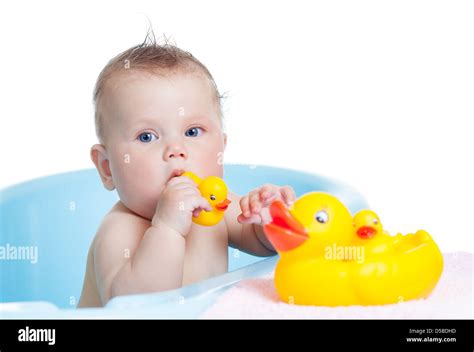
[210,194,216,201]
[315,210,329,224]
[373,219,378,225]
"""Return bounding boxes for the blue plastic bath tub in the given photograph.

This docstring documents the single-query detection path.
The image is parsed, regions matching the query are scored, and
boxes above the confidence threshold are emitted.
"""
[0,164,368,318]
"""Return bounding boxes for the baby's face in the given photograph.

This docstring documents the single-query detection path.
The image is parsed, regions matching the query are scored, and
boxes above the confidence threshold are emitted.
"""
[99,71,226,219]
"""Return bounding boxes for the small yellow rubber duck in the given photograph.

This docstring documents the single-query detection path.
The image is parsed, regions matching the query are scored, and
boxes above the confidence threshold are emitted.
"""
[264,192,444,306]
[352,209,395,255]
[182,171,231,226]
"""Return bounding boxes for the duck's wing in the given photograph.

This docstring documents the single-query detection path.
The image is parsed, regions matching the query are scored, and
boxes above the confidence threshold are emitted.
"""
[351,231,444,305]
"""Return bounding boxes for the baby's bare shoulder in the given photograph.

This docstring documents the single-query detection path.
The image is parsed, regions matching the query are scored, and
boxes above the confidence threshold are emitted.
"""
[82,202,151,305]
[94,201,151,254]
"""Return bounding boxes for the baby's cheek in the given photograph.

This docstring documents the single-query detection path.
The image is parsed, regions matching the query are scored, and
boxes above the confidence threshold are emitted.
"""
[200,158,224,178]
[111,151,166,218]
[194,142,225,177]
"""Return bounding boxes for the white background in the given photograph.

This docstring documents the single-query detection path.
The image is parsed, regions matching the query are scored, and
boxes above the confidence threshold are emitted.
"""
[0,0,473,252]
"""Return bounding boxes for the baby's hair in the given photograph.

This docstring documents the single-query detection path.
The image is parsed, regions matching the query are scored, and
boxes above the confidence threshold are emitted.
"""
[93,28,224,143]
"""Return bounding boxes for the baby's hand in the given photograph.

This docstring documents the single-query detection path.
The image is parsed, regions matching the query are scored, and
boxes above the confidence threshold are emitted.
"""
[238,184,296,225]
[152,176,212,236]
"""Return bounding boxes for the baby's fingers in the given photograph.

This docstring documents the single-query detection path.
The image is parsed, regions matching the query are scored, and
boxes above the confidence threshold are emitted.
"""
[237,213,262,224]
[259,184,275,200]
[249,192,263,214]
[281,186,296,206]
[192,205,211,218]
[167,175,197,188]
[199,197,212,212]
[189,195,212,216]
[239,195,251,218]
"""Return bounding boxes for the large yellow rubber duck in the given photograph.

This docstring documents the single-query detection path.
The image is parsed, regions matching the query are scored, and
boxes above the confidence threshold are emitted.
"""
[182,171,231,226]
[263,192,444,306]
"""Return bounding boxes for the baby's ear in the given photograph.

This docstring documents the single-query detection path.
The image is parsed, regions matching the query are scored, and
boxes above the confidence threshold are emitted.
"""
[90,144,115,191]
[223,133,227,149]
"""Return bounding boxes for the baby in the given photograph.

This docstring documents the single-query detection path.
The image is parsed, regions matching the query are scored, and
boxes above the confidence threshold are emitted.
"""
[78,39,296,307]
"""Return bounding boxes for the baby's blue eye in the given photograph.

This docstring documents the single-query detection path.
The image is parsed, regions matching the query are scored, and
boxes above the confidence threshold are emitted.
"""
[185,127,203,137]
[138,132,158,143]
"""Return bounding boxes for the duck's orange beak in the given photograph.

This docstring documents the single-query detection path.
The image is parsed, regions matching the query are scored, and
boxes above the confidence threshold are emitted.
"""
[356,226,377,239]
[264,200,308,252]
[215,198,231,211]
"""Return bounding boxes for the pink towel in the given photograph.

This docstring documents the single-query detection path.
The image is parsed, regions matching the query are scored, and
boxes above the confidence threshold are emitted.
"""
[201,252,473,319]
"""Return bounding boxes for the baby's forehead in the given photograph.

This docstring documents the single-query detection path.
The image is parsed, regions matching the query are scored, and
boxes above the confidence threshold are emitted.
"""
[103,69,218,108]
[106,67,212,92]
[99,69,222,132]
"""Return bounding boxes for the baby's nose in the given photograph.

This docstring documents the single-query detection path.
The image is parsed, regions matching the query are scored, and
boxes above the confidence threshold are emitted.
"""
[168,151,186,159]
[164,145,188,160]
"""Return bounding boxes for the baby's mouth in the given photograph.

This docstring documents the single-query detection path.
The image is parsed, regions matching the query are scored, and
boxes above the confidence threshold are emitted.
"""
[167,169,185,182]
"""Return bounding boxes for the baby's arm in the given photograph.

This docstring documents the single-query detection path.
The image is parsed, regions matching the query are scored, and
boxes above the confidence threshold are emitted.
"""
[93,212,185,304]
[94,176,211,305]
[225,185,296,256]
